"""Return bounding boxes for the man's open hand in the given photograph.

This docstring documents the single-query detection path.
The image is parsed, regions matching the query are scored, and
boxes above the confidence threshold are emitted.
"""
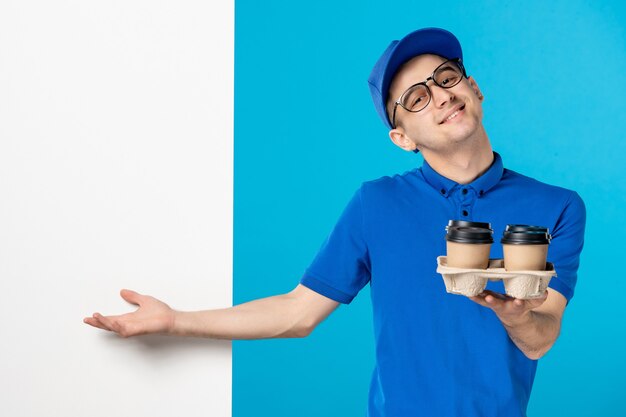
[469,290,548,328]
[83,289,175,338]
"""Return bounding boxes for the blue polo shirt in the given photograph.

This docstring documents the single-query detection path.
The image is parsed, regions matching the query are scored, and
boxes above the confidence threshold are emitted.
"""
[300,152,586,417]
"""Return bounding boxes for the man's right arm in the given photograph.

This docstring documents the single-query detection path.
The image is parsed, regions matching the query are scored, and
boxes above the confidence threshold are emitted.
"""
[84,284,340,339]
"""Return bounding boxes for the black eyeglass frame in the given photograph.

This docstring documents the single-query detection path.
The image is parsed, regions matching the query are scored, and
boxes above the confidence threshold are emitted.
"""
[390,58,467,129]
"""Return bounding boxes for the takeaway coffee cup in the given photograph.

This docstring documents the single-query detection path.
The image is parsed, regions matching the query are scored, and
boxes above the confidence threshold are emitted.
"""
[445,223,493,269]
[501,225,551,271]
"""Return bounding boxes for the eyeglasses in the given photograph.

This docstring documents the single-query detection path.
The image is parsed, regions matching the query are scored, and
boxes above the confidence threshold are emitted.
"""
[390,58,467,129]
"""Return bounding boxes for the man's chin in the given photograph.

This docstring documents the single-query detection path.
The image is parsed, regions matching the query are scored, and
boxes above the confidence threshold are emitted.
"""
[419,135,477,155]
[443,123,481,143]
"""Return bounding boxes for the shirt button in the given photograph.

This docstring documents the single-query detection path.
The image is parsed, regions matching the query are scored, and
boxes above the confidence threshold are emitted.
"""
[440,189,446,195]
[462,210,469,216]
[462,189,468,195]
[479,190,484,196]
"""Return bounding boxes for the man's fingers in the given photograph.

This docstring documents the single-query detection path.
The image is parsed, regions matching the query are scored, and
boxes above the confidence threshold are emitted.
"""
[83,316,110,331]
[482,290,514,301]
[93,313,122,333]
[120,289,143,307]
[470,291,517,313]
[469,293,500,309]
[483,293,507,311]
[476,290,546,312]
[91,313,112,331]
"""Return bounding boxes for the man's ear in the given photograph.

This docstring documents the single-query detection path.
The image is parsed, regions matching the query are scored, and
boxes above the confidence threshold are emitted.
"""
[389,127,418,152]
[467,76,484,101]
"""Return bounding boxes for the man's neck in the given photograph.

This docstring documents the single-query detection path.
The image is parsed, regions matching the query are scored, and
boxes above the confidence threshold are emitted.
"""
[421,141,494,185]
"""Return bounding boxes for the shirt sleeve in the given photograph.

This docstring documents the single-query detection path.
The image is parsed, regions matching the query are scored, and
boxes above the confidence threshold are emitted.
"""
[547,191,587,303]
[300,186,372,304]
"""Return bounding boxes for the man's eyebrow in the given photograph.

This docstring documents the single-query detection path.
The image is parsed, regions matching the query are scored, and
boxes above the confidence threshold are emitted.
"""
[436,64,455,72]
[438,63,460,71]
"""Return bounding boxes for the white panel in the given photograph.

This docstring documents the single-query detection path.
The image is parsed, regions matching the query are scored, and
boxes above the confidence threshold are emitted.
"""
[0,1,233,416]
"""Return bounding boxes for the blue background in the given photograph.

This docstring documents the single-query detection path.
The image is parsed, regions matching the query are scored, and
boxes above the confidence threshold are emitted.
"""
[234,1,626,415]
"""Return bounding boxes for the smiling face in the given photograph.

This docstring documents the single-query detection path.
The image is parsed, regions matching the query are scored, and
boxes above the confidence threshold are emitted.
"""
[386,54,486,154]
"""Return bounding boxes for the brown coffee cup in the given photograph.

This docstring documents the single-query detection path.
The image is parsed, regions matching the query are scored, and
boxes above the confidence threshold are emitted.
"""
[501,226,551,271]
[446,226,493,269]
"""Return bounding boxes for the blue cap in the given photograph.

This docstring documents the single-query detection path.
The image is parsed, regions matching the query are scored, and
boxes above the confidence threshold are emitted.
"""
[368,28,464,130]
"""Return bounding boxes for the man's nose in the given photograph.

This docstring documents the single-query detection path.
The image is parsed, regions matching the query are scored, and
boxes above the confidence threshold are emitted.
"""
[430,84,455,108]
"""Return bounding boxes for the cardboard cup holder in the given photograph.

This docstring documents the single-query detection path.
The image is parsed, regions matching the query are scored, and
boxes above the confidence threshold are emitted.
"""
[436,256,556,299]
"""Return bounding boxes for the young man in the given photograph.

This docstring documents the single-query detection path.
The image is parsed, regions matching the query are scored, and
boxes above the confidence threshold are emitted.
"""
[85,28,586,417]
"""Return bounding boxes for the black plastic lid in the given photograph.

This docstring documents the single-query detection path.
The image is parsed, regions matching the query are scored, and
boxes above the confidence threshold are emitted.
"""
[446,219,492,231]
[446,226,494,244]
[505,224,549,233]
[501,230,551,245]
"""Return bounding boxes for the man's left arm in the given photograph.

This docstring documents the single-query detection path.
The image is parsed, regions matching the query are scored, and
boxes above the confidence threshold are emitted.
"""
[471,190,586,359]
[470,287,567,360]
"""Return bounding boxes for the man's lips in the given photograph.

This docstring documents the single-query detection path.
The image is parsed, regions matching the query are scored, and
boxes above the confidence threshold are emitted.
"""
[439,104,466,124]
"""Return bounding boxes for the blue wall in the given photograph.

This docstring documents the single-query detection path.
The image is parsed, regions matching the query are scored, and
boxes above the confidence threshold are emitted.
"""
[234,1,626,415]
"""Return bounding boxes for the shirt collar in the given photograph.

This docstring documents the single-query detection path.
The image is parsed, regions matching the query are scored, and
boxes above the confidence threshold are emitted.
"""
[420,151,504,197]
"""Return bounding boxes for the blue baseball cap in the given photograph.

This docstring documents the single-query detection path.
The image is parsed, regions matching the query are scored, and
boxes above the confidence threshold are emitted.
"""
[368,27,464,130]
